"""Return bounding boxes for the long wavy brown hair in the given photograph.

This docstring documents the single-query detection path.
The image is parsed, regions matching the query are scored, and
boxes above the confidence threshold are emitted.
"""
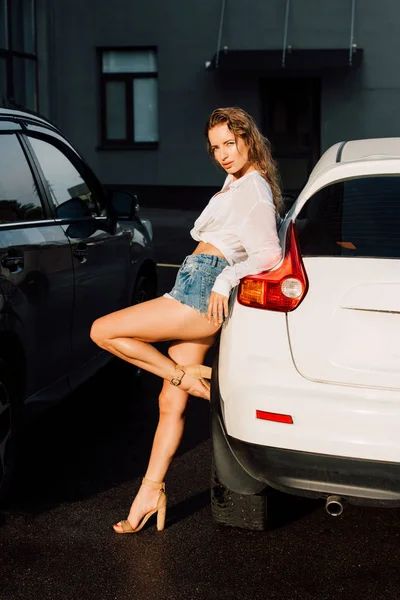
[205,107,283,215]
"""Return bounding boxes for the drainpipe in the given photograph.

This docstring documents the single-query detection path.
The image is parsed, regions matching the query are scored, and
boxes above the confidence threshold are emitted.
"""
[349,0,356,66]
[215,0,226,69]
[282,0,291,68]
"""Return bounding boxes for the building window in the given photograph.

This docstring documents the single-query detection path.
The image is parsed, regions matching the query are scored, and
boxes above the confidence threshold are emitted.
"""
[0,0,8,50]
[99,48,158,148]
[0,0,37,111]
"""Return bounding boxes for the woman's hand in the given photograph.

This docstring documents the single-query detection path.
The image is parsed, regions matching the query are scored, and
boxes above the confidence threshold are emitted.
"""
[207,291,229,326]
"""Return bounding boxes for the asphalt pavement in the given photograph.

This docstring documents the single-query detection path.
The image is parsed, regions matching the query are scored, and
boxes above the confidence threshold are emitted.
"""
[1,208,400,600]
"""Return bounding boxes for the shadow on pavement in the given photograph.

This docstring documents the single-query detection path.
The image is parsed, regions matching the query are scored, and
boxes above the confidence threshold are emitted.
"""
[4,348,212,517]
[164,489,211,529]
[268,488,323,530]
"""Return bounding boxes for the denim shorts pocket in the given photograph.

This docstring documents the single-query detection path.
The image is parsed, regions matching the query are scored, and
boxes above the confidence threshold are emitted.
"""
[181,262,199,279]
[174,262,196,288]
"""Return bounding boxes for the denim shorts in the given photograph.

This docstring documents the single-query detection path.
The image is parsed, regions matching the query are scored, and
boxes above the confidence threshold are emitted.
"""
[164,253,229,315]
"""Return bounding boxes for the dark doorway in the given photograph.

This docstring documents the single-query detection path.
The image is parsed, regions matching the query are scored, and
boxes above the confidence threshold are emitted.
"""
[260,78,321,199]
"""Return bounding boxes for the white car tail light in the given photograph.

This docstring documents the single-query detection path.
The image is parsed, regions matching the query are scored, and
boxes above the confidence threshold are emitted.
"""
[238,221,308,312]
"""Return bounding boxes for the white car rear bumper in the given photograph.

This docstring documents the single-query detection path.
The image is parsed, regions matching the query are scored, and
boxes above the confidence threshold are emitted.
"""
[219,301,400,463]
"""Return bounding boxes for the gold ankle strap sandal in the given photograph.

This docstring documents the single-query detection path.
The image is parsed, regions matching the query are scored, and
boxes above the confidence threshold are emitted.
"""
[142,476,166,492]
[170,364,186,386]
[113,476,167,534]
[169,363,212,391]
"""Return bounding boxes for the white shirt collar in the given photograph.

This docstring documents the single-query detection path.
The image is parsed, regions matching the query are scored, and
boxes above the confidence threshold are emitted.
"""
[229,170,261,189]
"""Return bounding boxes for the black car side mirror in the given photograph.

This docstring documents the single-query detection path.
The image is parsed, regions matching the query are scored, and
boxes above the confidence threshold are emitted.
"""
[108,190,139,220]
[56,197,94,219]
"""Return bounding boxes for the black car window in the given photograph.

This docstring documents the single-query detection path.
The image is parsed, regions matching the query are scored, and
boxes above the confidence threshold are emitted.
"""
[0,133,44,224]
[28,136,102,219]
[296,176,400,259]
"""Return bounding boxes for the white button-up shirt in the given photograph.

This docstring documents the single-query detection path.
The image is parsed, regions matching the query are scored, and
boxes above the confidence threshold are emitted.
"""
[190,171,282,297]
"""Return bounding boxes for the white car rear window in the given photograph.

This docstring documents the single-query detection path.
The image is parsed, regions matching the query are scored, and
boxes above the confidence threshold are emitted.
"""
[296,176,400,259]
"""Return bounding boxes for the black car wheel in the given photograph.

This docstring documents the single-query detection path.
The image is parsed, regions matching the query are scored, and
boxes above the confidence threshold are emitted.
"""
[0,361,19,503]
[132,271,157,306]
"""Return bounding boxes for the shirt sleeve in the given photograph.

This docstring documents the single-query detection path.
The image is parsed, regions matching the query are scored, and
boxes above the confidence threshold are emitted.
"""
[211,199,282,297]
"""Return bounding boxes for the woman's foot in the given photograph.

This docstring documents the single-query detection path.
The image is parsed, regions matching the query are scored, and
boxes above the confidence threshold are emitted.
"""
[113,483,161,533]
[169,364,211,400]
[181,372,210,400]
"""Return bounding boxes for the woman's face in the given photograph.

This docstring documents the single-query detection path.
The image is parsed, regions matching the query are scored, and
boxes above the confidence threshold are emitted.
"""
[208,123,253,180]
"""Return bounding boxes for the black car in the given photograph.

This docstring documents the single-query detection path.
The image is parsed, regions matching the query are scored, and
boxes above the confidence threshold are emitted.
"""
[0,107,157,501]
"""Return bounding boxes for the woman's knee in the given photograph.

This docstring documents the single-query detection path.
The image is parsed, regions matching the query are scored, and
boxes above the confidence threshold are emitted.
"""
[90,316,110,347]
[158,386,187,419]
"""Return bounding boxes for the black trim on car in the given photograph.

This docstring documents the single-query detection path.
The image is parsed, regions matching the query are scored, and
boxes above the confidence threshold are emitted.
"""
[0,220,60,230]
[17,132,55,220]
[226,436,400,507]
[0,121,22,131]
[336,140,347,162]
[0,109,62,135]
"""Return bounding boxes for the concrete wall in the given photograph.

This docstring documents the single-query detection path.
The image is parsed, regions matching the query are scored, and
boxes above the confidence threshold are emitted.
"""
[322,0,400,148]
[38,0,400,194]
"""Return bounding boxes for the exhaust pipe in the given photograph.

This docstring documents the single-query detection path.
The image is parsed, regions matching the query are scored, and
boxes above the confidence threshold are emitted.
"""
[325,495,344,517]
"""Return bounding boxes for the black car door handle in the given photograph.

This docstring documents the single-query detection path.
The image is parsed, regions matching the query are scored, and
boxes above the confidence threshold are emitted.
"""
[1,255,24,271]
[73,243,88,261]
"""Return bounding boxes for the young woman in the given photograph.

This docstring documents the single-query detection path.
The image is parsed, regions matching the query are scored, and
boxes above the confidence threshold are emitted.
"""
[90,106,283,534]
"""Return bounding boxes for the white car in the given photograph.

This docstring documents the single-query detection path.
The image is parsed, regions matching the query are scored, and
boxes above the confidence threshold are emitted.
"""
[211,138,400,529]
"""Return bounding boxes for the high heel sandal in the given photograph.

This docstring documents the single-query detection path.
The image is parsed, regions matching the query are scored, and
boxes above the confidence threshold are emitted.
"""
[113,477,167,534]
[170,364,212,391]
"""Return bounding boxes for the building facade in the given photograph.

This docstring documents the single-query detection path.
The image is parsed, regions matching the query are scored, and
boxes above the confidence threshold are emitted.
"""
[0,0,38,111]
[2,0,400,208]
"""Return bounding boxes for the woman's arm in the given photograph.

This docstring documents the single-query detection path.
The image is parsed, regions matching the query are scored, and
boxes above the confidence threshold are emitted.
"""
[206,198,282,325]
[212,200,282,298]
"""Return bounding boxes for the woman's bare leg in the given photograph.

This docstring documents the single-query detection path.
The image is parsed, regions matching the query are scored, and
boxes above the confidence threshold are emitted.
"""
[90,297,221,400]
[113,336,215,532]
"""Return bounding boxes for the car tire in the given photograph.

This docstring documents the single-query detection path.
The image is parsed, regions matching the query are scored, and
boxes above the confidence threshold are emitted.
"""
[211,460,269,531]
[0,360,20,503]
[131,271,157,306]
